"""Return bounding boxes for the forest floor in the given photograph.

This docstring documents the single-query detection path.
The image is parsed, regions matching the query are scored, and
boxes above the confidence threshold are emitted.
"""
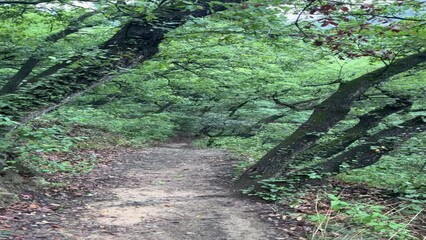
[0,142,311,240]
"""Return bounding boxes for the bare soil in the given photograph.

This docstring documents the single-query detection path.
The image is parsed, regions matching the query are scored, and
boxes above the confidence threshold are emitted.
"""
[2,143,309,239]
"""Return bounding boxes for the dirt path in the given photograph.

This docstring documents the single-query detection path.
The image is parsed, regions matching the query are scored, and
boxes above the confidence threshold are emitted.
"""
[44,143,284,239]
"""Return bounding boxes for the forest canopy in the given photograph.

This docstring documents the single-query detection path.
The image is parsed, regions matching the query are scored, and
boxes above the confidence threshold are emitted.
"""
[0,0,425,238]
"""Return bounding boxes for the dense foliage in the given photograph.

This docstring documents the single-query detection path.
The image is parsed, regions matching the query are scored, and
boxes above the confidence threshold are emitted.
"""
[0,0,425,238]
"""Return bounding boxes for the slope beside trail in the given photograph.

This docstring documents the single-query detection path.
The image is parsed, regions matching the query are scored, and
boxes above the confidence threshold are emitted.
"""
[50,143,286,240]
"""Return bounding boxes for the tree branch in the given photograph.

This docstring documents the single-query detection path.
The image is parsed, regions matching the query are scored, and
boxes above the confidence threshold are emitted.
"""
[237,51,426,186]
[0,12,96,95]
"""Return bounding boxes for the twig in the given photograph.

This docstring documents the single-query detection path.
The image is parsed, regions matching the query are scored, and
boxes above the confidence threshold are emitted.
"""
[295,0,316,41]
[388,209,423,240]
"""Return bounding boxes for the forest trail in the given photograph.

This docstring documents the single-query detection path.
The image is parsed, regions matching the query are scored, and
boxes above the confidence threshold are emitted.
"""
[52,143,281,240]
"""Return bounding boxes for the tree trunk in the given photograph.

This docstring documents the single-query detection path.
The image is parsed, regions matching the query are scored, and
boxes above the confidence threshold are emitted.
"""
[290,98,412,163]
[0,12,96,95]
[294,116,425,185]
[1,0,242,135]
[22,57,81,87]
[237,51,426,187]
[0,57,38,95]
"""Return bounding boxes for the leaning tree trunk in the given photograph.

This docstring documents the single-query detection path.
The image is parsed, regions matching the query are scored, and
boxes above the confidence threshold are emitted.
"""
[237,51,426,188]
[293,116,425,186]
[289,98,412,163]
[0,0,242,136]
[0,12,96,95]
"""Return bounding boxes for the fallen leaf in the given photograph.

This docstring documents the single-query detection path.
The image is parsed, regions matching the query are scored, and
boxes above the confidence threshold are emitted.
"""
[29,204,39,209]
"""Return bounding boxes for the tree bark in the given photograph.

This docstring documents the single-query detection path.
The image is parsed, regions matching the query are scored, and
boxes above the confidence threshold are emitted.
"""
[291,98,412,162]
[294,116,425,185]
[0,57,38,95]
[21,57,81,87]
[237,51,426,187]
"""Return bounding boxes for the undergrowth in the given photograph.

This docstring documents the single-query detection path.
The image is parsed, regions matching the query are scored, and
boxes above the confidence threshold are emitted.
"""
[1,105,177,176]
[307,193,423,240]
